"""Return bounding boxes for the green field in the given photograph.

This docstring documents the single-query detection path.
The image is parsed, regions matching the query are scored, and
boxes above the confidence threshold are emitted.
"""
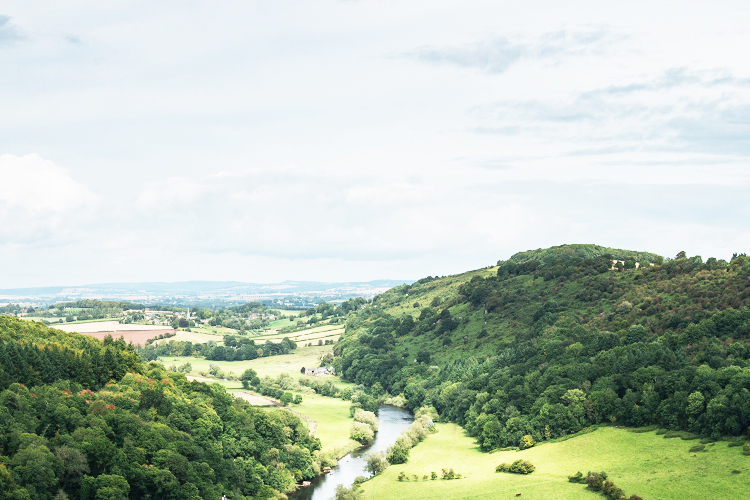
[360,424,750,500]
[287,391,359,456]
[159,343,335,379]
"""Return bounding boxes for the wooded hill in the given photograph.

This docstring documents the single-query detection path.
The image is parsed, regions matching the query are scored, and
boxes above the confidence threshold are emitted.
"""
[0,317,320,500]
[334,245,750,452]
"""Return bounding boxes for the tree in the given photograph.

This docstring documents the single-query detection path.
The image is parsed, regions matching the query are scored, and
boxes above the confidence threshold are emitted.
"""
[12,440,61,498]
[280,392,293,406]
[293,395,303,405]
[240,368,258,389]
[350,422,375,444]
[416,351,431,364]
[363,452,389,475]
[334,484,362,500]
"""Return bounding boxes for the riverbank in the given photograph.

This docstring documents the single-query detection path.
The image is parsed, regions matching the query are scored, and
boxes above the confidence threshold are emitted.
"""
[359,423,750,500]
[290,405,414,500]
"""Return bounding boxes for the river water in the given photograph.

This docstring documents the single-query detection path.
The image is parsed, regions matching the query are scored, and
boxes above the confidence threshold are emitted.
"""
[289,405,413,500]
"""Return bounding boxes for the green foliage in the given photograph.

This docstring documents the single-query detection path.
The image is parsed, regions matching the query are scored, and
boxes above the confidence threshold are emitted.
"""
[334,484,363,500]
[350,422,375,444]
[364,452,389,475]
[582,470,638,500]
[502,244,662,266]
[519,434,535,449]
[689,444,705,452]
[441,467,461,479]
[495,459,535,474]
[0,317,322,500]
[335,244,750,454]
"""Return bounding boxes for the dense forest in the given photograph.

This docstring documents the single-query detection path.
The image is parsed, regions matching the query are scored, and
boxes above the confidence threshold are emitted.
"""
[0,317,320,500]
[334,247,750,451]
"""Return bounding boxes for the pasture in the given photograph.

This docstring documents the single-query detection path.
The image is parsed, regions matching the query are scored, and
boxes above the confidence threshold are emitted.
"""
[359,424,750,500]
[159,343,335,379]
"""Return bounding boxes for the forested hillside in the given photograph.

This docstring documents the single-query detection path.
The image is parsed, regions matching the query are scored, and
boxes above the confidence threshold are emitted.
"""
[0,317,320,500]
[335,247,750,451]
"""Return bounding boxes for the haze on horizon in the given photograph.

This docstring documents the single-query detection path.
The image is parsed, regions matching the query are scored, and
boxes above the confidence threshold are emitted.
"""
[1,1,749,289]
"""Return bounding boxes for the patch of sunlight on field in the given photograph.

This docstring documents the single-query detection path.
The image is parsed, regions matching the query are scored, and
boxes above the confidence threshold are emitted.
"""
[360,424,750,500]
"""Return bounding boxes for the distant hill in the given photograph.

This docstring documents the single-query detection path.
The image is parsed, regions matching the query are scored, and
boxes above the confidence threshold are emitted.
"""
[501,243,664,265]
[335,244,750,452]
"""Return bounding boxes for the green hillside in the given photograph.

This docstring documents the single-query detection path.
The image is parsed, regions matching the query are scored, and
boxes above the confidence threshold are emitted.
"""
[335,247,750,455]
[502,243,664,265]
[0,317,321,500]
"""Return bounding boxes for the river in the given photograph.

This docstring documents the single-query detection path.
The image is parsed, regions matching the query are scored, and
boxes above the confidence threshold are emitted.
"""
[289,405,413,500]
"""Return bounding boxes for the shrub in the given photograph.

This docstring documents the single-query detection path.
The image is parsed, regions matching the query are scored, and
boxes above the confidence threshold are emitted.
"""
[430,471,437,480]
[350,422,374,444]
[363,452,389,476]
[353,409,379,432]
[568,471,586,483]
[519,434,535,449]
[586,473,605,491]
[386,444,410,465]
[743,443,750,456]
[496,459,535,474]
[689,444,705,452]
[441,468,459,480]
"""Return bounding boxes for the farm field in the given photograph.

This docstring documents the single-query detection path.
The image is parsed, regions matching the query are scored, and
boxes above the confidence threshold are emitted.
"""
[54,321,168,332]
[282,391,358,456]
[152,323,344,347]
[159,343,336,379]
[360,424,750,500]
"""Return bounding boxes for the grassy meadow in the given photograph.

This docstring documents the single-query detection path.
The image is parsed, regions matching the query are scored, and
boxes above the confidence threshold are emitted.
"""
[359,424,750,500]
[159,343,334,379]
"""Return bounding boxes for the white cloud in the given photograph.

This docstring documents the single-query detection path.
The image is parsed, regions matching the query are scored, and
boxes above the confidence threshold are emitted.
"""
[0,154,100,243]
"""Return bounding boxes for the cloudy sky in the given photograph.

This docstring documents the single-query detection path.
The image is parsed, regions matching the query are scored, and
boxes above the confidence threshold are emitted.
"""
[1,1,749,287]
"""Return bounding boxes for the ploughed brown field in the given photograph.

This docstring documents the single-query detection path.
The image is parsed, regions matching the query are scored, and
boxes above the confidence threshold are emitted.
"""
[84,329,173,345]
[54,321,174,346]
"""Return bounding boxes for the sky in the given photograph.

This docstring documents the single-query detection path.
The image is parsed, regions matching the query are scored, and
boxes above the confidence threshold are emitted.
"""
[1,1,750,288]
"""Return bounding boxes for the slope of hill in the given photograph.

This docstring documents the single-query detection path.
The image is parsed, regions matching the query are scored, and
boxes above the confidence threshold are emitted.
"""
[502,243,664,265]
[0,317,320,500]
[334,247,750,452]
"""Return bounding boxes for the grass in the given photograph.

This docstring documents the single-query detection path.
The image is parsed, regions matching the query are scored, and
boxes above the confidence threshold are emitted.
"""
[286,391,359,456]
[158,343,335,379]
[359,424,750,500]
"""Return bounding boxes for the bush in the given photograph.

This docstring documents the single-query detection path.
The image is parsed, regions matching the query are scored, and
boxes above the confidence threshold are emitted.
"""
[519,434,535,449]
[350,422,375,444]
[386,444,410,465]
[441,468,460,479]
[334,484,362,500]
[689,444,705,452]
[430,471,437,480]
[496,459,535,475]
[364,452,389,475]
[568,471,586,483]
[353,409,379,432]
[743,443,750,456]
